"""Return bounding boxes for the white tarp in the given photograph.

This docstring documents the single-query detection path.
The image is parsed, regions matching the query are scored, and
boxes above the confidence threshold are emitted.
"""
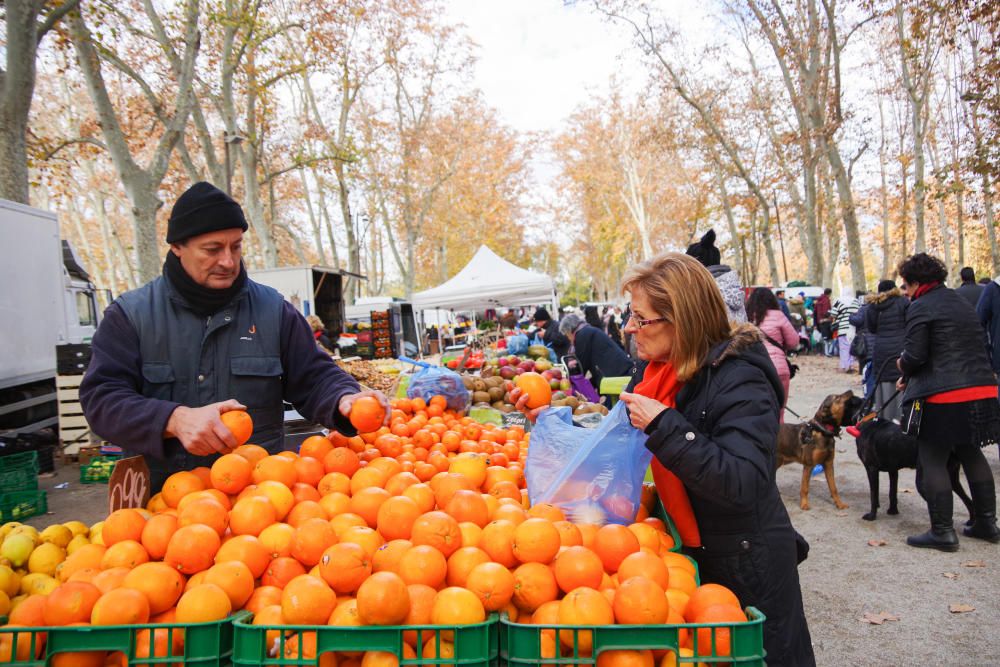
[411,245,557,312]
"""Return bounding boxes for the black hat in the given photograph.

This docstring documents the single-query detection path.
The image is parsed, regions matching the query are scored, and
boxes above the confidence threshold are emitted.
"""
[166,182,248,244]
[532,308,551,322]
[685,230,721,267]
[877,279,896,293]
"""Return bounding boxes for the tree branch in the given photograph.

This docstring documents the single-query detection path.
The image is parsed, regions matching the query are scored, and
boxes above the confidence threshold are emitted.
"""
[39,137,107,160]
[36,0,81,43]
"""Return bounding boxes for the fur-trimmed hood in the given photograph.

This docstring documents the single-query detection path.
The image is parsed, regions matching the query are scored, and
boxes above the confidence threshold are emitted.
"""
[867,287,902,304]
[710,323,764,367]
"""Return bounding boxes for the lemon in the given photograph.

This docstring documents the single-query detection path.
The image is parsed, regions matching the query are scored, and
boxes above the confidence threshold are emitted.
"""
[20,571,58,596]
[27,542,65,577]
[0,589,9,617]
[0,564,19,597]
[0,522,21,541]
[63,521,90,538]
[89,521,104,538]
[1,534,35,568]
[40,524,74,549]
[66,534,90,555]
[7,525,39,546]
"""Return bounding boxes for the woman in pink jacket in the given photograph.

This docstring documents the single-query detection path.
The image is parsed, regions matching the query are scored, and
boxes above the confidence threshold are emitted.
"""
[747,287,800,421]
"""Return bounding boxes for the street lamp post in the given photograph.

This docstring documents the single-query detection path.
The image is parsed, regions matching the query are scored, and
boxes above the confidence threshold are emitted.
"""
[223,131,245,194]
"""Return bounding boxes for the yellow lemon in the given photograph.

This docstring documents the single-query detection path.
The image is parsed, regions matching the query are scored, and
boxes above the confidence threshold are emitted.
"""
[40,525,74,549]
[27,542,65,577]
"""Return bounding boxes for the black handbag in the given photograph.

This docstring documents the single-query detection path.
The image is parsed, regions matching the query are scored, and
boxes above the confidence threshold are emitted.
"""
[761,332,798,379]
[901,399,923,437]
[849,334,869,359]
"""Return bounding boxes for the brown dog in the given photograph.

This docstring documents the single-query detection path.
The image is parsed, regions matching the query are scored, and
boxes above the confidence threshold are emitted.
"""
[777,390,864,510]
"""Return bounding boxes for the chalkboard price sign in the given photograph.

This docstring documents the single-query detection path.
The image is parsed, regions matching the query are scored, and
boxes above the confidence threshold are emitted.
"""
[502,411,530,431]
[108,456,151,514]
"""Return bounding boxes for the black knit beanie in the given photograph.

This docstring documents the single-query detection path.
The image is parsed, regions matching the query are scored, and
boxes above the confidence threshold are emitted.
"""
[532,308,551,322]
[166,182,248,244]
[685,229,721,267]
[877,279,897,293]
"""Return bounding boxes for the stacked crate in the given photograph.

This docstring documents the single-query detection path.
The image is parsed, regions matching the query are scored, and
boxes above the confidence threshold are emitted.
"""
[371,310,394,359]
[55,344,94,456]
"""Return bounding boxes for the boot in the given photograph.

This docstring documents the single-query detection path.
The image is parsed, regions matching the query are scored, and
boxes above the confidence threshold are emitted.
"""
[907,492,960,552]
[963,481,1000,544]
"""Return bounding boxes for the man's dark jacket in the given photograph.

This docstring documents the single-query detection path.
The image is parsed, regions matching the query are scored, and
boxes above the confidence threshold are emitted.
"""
[572,325,634,390]
[539,319,571,360]
[977,280,1000,373]
[626,325,813,666]
[957,281,985,308]
[864,288,907,383]
[900,285,995,402]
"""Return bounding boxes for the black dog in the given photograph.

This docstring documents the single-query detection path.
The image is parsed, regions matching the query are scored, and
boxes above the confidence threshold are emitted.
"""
[854,418,975,522]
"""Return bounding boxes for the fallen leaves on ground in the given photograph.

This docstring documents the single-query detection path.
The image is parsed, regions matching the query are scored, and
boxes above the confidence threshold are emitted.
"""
[949,603,975,614]
[901,488,913,494]
[860,611,900,625]
[867,538,888,547]
[961,560,986,568]
[942,572,960,580]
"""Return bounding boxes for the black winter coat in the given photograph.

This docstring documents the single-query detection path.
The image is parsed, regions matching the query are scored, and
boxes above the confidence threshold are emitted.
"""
[976,280,1000,373]
[956,281,985,308]
[865,289,907,383]
[848,304,875,361]
[539,320,571,361]
[627,325,814,666]
[572,325,635,390]
[900,285,996,403]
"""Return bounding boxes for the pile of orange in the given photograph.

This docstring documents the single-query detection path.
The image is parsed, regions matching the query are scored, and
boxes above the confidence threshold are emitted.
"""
[1,398,748,666]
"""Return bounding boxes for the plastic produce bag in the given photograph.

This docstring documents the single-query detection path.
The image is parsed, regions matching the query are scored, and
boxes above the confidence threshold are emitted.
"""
[529,334,558,363]
[406,365,470,412]
[527,402,652,525]
[506,334,529,356]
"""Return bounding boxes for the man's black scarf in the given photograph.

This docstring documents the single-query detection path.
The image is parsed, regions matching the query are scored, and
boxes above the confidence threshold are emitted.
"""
[163,251,247,317]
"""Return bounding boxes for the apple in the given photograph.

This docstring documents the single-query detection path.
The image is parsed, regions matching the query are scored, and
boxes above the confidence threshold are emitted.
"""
[518,360,536,373]
[549,368,563,380]
[549,379,560,390]
[498,357,509,367]
[559,379,571,391]
[535,359,553,372]
[507,355,521,366]
[541,370,554,381]
[500,366,517,380]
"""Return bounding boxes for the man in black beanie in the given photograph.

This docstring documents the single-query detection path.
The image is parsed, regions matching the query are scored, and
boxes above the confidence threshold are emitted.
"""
[532,307,571,361]
[80,182,386,491]
[685,229,747,323]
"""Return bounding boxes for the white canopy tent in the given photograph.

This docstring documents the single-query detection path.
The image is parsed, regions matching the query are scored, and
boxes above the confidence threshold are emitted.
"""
[411,245,558,313]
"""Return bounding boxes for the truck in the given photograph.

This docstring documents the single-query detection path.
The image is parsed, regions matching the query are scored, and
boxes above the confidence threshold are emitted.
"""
[249,265,365,340]
[0,198,101,440]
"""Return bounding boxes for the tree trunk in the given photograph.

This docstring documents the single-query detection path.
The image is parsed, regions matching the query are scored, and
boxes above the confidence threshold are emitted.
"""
[878,96,892,278]
[821,135,866,292]
[299,168,327,264]
[711,161,745,280]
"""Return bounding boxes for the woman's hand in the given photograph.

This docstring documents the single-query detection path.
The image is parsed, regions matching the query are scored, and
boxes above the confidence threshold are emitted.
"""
[510,387,548,423]
[619,392,668,431]
[895,377,906,392]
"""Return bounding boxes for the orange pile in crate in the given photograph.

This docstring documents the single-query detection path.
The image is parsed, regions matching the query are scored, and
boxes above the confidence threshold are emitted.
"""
[0,398,749,666]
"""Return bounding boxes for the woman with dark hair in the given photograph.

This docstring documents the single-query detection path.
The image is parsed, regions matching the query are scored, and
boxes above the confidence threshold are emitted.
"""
[583,305,603,329]
[747,287,799,421]
[897,253,1000,551]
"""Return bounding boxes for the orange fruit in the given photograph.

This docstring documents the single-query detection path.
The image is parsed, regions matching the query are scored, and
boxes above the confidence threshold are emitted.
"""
[552,546,604,593]
[229,495,278,536]
[627,522,662,552]
[161,470,205,508]
[290,517,338,567]
[667,568,697,597]
[101,508,147,547]
[121,562,185,615]
[662,552,696,577]
[178,496,229,537]
[593,524,640,573]
[512,518,560,564]
[164,523,221,574]
[376,496,422,541]
[210,453,253,494]
[176,583,232,623]
[133,627,183,665]
[286,499,327,527]
[100,540,150,570]
[49,650,107,667]
[466,562,515,611]
[324,447,361,476]
[216,534,271,578]
[557,586,614,652]
[480,520,518,568]
[514,373,552,409]
[527,503,565,522]
[431,586,486,638]
[252,455,297,487]
[245,585,283,614]
[693,604,747,657]
[282,574,338,625]
[204,560,255,609]
[397,544,448,589]
[234,443,269,466]
[351,487,392,528]
[220,410,254,446]
[91,587,150,625]
[350,396,386,433]
[511,562,559,613]
[445,547,491,588]
[552,521,583,547]
[59,543,106,582]
[43,581,102,625]
[261,556,307,589]
[8,593,47,625]
[372,539,413,575]
[403,584,437,647]
[444,490,490,527]
[597,649,655,667]
[685,583,741,623]
[339,525,385,559]
[92,567,130,594]
[140,513,178,560]
[299,435,334,461]
[410,511,462,558]
[293,456,325,487]
[357,571,410,625]
[613,576,669,624]
[252,604,290,655]
[617,550,669,589]
[319,543,371,594]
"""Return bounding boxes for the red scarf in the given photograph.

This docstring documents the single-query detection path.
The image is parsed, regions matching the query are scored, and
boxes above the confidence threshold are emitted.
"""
[635,362,701,548]
[912,281,940,300]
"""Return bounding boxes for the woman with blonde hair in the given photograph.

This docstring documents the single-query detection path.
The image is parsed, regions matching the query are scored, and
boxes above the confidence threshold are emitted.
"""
[616,253,813,665]
[306,315,334,352]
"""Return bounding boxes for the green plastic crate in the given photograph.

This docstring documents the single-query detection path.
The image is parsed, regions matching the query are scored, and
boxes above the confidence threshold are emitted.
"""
[0,610,248,666]
[499,607,766,666]
[79,455,121,484]
[0,451,39,494]
[0,489,47,522]
[233,613,499,666]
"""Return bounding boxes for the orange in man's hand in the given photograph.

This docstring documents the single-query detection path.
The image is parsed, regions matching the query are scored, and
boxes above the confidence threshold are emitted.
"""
[350,396,386,434]
[220,410,254,446]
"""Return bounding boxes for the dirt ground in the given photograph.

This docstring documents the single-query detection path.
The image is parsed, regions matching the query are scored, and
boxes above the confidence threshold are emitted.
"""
[23,353,1000,665]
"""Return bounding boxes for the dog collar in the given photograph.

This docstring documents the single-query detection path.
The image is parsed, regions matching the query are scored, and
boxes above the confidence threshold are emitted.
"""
[809,419,839,437]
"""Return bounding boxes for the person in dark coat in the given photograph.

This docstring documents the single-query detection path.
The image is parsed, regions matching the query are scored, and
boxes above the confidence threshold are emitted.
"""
[814,288,833,355]
[956,266,985,307]
[685,229,747,322]
[977,276,1000,381]
[557,313,635,391]
[79,182,381,492]
[865,280,907,422]
[897,253,1000,551]
[617,253,813,665]
[849,293,875,387]
[532,307,571,361]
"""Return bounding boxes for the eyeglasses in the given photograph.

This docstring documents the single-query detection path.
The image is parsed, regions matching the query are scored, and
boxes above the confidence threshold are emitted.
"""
[628,314,670,329]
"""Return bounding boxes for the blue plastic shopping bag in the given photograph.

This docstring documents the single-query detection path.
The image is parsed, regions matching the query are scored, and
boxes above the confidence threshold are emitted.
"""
[526,402,651,525]
[406,366,470,412]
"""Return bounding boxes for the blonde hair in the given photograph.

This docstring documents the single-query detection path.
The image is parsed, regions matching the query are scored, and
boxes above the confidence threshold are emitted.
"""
[305,315,325,332]
[621,253,732,381]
